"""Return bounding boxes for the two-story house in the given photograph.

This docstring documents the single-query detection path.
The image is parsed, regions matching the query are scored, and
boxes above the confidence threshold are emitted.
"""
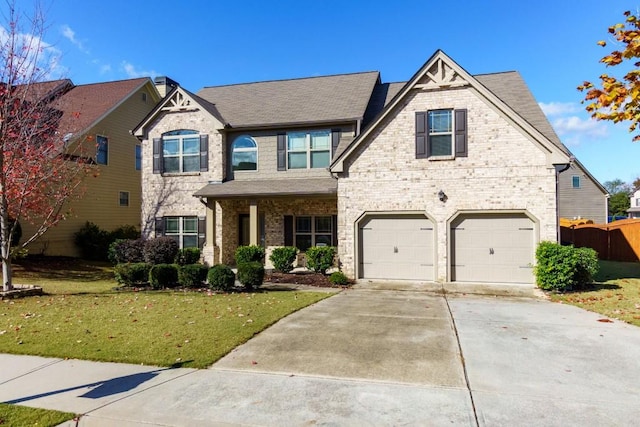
[21,78,162,257]
[134,50,607,285]
[628,189,640,218]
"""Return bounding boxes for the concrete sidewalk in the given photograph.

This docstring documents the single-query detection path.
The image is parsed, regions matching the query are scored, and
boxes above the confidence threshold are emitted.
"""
[1,288,639,426]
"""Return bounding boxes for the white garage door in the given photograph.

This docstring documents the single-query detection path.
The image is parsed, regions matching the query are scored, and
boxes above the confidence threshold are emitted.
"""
[360,215,435,280]
[451,213,535,284]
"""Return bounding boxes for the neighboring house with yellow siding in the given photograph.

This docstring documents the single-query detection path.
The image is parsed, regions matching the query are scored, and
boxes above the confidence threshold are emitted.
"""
[21,78,162,257]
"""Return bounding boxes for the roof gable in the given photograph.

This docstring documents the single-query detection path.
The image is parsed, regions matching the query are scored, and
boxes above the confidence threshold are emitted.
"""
[331,50,570,173]
[133,86,226,138]
[56,77,158,136]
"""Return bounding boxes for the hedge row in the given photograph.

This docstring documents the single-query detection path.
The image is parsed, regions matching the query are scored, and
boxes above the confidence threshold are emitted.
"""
[534,241,599,292]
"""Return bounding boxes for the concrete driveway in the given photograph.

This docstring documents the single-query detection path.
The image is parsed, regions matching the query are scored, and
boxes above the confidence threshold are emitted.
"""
[1,287,640,426]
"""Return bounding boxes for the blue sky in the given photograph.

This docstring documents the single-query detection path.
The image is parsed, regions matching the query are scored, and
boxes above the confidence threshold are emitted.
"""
[8,0,639,186]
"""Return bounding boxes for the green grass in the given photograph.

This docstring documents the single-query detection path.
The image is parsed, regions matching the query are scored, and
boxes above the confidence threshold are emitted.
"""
[2,258,332,368]
[550,260,640,327]
[0,403,76,427]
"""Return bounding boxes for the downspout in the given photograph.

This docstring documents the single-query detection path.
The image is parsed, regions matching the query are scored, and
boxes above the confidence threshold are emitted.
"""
[554,163,571,243]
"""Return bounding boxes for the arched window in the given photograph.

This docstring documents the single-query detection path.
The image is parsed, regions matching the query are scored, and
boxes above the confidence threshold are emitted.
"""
[232,135,257,171]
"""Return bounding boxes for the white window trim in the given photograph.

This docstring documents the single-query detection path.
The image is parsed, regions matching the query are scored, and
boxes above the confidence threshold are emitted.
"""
[96,134,108,165]
[428,109,454,159]
[164,216,198,249]
[162,134,200,173]
[287,131,331,170]
[118,191,129,207]
[231,135,258,172]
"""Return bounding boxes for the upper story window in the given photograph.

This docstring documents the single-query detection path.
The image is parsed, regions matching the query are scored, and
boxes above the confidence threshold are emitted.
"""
[96,135,108,165]
[153,131,208,174]
[135,145,142,170]
[231,135,257,171]
[572,176,581,188]
[119,191,129,207]
[416,109,467,159]
[287,130,331,169]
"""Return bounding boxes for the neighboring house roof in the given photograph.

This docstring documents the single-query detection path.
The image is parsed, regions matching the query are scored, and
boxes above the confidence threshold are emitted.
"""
[17,79,74,104]
[194,178,337,199]
[55,77,153,136]
[196,71,380,128]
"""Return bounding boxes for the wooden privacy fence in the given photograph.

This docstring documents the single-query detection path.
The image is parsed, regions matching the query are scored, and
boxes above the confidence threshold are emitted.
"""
[561,219,640,262]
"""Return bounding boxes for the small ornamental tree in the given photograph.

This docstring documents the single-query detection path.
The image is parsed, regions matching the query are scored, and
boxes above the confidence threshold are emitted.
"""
[0,2,92,291]
[578,10,640,141]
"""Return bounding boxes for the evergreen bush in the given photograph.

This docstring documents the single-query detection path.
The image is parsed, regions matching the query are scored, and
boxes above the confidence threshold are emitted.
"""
[178,264,209,288]
[305,246,336,274]
[149,263,179,289]
[269,246,298,273]
[235,245,265,264]
[143,237,179,265]
[207,264,236,291]
[237,261,264,290]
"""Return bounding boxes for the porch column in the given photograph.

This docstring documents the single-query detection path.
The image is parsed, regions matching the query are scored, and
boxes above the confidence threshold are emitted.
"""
[203,199,217,265]
[249,200,259,246]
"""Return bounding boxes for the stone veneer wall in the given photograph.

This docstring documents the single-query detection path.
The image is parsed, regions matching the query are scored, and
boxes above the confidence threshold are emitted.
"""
[140,109,224,255]
[337,86,558,281]
[217,197,337,265]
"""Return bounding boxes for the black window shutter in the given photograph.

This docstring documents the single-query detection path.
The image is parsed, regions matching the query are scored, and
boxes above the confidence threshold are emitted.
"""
[277,133,286,171]
[284,215,293,246]
[332,215,338,247]
[198,216,206,249]
[153,138,162,173]
[200,134,209,171]
[331,129,341,157]
[415,112,428,159]
[454,109,468,157]
[154,217,164,237]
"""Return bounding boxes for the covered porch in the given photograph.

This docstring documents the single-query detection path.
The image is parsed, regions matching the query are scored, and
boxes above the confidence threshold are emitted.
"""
[194,178,338,267]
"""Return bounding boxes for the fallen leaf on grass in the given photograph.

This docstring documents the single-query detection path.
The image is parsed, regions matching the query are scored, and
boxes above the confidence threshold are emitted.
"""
[597,318,613,323]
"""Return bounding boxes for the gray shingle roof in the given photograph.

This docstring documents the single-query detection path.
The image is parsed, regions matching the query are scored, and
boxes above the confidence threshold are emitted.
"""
[196,72,380,128]
[194,178,337,198]
[475,72,568,155]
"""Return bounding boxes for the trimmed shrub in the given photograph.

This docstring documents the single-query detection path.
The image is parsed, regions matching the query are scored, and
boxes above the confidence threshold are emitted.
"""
[237,261,264,290]
[269,246,298,273]
[208,264,236,291]
[143,237,179,265]
[114,262,151,286]
[235,245,265,264]
[75,222,140,261]
[534,241,599,292]
[305,246,336,274]
[108,238,146,264]
[110,225,140,241]
[329,271,349,286]
[175,248,201,266]
[178,264,209,288]
[74,222,111,260]
[149,263,179,289]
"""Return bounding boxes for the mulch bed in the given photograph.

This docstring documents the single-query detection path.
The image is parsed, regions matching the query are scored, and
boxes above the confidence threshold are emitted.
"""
[265,271,343,288]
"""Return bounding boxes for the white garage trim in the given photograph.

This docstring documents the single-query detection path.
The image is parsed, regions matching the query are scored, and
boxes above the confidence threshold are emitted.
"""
[447,210,539,284]
[355,211,437,281]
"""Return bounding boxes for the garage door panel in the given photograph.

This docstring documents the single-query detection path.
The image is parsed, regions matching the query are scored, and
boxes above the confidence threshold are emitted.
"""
[451,214,534,284]
[360,216,434,281]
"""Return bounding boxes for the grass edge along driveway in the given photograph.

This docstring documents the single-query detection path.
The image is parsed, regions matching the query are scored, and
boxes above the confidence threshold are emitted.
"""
[1,287,332,369]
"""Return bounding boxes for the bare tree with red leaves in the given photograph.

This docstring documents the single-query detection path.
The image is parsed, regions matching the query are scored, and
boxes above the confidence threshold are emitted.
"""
[0,1,92,291]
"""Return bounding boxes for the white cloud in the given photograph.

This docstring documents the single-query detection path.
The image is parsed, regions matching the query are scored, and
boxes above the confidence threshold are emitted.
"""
[99,64,112,74]
[0,26,64,80]
[550,115,608,146]
[60,24,88,53]
[539,102,581,116]
[121,61,157,79]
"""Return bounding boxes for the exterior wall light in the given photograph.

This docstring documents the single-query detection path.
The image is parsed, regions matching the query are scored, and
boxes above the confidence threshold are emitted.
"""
[438,190,447,202]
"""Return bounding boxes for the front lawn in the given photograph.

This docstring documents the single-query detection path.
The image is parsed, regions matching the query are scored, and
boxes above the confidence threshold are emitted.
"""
[550,260,640,327]
[1,257,331,368]
[0,403,76,427]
